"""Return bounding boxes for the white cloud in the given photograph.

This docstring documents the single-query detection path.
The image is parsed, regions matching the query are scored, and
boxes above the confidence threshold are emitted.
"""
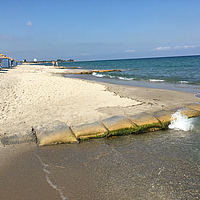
[26,21,32,27]
[82,53,90,56]
[152,45,198,51]
[125,50,135,53]
[182,45,196,49]
[174,46,182,49]
[174,45,196,49]
[152,46,171,51]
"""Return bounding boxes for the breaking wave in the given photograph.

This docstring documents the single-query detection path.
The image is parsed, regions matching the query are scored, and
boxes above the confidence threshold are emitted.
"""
[149,79,165,82]
[92,72,134,81]
[168,109,194,131]
[92,72,106,78]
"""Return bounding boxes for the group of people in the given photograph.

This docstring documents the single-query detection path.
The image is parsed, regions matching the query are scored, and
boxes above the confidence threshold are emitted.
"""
[52,60,58,67]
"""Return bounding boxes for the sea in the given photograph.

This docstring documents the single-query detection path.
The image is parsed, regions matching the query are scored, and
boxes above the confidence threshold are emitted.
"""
[34,55,200,199]
[40,55,200,94]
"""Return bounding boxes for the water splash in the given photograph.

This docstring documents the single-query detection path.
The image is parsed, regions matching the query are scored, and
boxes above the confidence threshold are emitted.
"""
[168,109,194,131]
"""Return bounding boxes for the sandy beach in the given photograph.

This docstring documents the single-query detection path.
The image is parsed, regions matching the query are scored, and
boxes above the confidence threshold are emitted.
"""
[1,64,198,138]
[1,64,200,199]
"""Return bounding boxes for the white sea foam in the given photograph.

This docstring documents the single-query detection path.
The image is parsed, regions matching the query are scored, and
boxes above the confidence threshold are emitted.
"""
[92,72,105,78]
[118,77,134,80]
[180,81,189,84]
[168,109,194,131]
[150,79,165,82]
[92,72,135,81]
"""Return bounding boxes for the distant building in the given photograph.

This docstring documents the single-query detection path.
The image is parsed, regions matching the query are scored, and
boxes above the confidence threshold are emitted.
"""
[34,58,37,62]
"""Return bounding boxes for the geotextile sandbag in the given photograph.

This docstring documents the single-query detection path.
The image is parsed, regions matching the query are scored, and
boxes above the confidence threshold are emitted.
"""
[186,103,200,112]
[101,115,137,136]
[128,112,162,132]
[71,121,108,140]
[153,110,174,127]
[178,107,200,118]
[33,120,78,146]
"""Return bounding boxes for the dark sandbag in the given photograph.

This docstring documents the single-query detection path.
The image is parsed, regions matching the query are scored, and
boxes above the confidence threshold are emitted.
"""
[1,128,36,145]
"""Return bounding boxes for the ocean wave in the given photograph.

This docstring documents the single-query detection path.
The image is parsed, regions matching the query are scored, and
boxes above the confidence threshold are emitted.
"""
[92,72,135,81]
[118,77,134,81]
[92,72,106,78]
[149,79,165,82]
[179,81,189,84]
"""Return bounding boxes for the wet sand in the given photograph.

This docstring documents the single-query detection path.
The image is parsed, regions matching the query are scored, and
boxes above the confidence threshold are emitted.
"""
[0,143,61,200]
[1,65,200,199]
[1,125,200,199]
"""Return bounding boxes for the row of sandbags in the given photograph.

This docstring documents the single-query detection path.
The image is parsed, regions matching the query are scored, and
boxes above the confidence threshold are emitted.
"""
[32,103,200,146]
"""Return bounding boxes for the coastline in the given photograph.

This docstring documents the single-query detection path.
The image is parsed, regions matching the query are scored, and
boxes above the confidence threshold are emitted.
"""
[1,64,199,138]
[1,64,200,199]
[1,64,199,144]
[64,73,200,94]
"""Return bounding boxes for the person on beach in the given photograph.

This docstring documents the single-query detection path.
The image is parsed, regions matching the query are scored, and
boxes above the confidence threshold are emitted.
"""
[56,61,58,67]
[52,60,55,67]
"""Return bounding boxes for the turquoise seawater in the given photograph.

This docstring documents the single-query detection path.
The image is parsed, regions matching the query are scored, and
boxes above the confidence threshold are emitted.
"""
[39,55,200,93]
[41,55,200,85]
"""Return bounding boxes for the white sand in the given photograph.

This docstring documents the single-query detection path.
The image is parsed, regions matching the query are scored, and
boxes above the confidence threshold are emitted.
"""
[0,64,139,138]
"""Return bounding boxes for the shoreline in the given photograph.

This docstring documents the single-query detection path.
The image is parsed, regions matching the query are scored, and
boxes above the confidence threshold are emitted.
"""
[0,64,199,146]
[1,64,199,139]
[64,73,200,95]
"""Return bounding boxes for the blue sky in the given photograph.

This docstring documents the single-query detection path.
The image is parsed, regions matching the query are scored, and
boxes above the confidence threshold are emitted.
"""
[1,0,200,61]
